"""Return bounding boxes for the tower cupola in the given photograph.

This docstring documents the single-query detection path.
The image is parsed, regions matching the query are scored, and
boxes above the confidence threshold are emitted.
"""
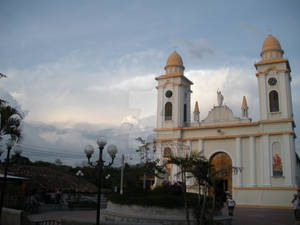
[261,35,284,60]
[164,51,185,75]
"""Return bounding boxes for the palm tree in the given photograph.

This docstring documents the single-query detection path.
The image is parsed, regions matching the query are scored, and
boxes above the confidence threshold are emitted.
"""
[0,100,23,142]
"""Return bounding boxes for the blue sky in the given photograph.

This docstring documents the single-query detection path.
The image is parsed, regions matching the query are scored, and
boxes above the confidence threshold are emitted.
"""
[0,0,299,165]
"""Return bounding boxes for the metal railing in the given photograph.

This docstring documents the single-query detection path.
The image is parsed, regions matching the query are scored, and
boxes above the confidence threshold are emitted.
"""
[30,220,61,225]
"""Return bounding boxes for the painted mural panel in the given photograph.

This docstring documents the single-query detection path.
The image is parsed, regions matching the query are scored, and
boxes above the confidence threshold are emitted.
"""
[272,142,283,177]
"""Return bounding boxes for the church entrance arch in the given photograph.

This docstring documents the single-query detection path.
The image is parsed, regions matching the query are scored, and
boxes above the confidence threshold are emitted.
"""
[209,152,232,196]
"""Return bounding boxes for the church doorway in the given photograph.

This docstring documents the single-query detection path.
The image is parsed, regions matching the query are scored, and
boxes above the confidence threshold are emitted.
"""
[209,152,232,196]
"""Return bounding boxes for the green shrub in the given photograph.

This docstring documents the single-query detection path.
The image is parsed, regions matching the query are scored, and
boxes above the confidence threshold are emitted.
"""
[106,190,199,209]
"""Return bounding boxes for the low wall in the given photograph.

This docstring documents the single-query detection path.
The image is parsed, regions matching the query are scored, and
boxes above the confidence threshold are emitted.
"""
[1,208,23,225]
[107,201,186,218]
[61,218,161,225]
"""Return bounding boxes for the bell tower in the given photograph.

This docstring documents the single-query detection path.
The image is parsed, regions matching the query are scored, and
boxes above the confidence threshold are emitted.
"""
[155,51,193,128]
[255,35,293,121]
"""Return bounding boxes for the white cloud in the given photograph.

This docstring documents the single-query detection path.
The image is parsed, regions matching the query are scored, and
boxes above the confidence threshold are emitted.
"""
[174,39,214,60]
[187,67,258,121]
[0,49,163,125]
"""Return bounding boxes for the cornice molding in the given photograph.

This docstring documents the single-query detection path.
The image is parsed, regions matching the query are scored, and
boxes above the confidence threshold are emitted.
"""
[154,118,293,132]
[154,131,294,142]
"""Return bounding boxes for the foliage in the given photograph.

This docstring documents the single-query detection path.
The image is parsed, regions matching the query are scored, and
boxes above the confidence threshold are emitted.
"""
[0,100,24,141]
[136,137,151,163]
[160,180,183,195]
[54,158,63,165]
[106,188,200,209]
[10,154,32,165]
[168,152,209,225]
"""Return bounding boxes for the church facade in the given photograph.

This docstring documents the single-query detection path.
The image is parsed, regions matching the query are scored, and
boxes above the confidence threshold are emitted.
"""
[154,35,298,208]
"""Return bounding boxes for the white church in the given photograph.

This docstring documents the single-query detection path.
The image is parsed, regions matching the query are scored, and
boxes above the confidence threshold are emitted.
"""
[153,34,298,208]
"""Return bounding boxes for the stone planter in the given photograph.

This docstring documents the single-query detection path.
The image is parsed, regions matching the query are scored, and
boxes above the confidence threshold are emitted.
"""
[102,201,189,225]
[106,201,186,217]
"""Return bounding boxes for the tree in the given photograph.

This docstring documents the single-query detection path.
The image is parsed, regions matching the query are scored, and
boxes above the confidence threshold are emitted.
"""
[0,73,6,79]
[190,158,212,225]
[192,163,242,225]
[55,158,63,166]
[168,152,207,225]
[136,137,152,190]
[0,100,23,142]
[136,137,166,190]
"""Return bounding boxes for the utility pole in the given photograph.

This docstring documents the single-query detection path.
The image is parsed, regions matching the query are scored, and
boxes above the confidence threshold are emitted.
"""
[120,154,124,195]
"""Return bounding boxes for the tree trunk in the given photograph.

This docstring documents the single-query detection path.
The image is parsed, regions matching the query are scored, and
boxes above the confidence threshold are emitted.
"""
[182,172,190,225]
[143,172,146,190]
[199,183,207,225]
[195,184,201,225]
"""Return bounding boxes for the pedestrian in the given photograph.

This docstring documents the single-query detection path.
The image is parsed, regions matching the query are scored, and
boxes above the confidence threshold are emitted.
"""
[226,195,235,216]
[55,187,62,204]
[292,194,300,218]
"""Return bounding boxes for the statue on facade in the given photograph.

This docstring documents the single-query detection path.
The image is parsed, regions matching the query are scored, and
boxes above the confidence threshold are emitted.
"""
[217,89,224,106]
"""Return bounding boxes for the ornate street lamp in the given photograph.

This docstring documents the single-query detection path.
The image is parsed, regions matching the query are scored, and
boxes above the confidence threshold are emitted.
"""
[84,137,117,225]
[14,144,23,156]
[84,144,94,164]
[0,137,16,219]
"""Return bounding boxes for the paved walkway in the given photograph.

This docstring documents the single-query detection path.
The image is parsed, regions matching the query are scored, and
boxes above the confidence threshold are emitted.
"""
[28,207,297,225]
[225,207,296,225]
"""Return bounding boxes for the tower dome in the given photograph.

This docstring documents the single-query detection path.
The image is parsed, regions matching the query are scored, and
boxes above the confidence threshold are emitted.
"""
[164,51,185,75]
[261,35,284,59]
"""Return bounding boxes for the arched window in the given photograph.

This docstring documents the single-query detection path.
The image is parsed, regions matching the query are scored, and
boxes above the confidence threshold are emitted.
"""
[269,90,279,112]
[165,102,172,120]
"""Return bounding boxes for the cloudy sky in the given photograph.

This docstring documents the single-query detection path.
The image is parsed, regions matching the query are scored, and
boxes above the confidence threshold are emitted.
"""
[0,0,299,166]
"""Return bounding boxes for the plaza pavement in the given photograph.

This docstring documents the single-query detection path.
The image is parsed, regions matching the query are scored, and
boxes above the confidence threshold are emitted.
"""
[225,207,296,225]
[28,207,297,225]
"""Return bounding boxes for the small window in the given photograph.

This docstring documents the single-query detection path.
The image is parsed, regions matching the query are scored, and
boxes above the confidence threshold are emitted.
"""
[272,51,275,58]
[269,90,279,112]
[165,102,172,120]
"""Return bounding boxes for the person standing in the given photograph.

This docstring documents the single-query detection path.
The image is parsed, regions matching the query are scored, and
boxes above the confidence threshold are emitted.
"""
[55,187,62,204]
[226,195,235,216]
[292,194,299,218]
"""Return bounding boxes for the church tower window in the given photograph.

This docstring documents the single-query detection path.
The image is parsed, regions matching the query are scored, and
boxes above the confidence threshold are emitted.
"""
[165,102,172,120]
[269,90,279,112]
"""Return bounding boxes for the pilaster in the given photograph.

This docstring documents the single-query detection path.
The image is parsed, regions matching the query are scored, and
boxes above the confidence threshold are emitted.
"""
[262,135,271,185]
[236,137,242,186]
[249,136,256,186]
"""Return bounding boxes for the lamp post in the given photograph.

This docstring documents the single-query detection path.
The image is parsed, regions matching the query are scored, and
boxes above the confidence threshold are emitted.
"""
[84,137,117,225]
[0,145,4,164]
[76,170,84,202]
[0,138,16,220]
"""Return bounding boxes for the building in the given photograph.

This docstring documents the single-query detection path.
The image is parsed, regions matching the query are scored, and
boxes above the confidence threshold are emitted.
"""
[154,35,298,208]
